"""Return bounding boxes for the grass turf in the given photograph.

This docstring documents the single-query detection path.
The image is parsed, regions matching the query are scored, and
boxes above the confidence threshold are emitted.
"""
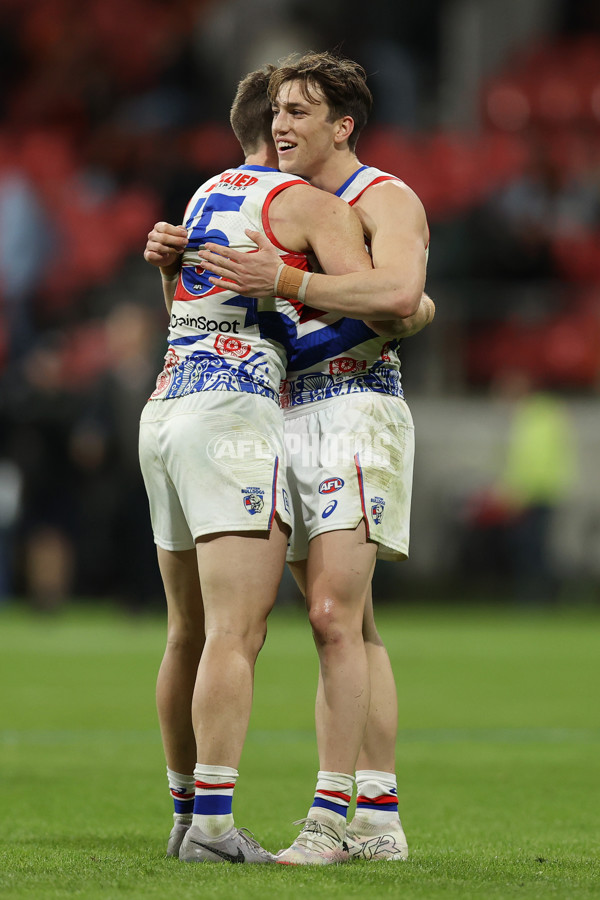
[0,601,598,899]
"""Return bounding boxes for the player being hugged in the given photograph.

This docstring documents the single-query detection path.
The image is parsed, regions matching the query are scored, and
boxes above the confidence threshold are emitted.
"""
[140,64,375,864]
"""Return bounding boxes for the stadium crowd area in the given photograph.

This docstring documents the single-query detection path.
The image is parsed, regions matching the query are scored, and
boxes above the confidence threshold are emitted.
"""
[0,0,599,607]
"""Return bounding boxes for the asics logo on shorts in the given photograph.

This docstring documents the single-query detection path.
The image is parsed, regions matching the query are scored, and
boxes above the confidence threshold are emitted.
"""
[322,500,338,518]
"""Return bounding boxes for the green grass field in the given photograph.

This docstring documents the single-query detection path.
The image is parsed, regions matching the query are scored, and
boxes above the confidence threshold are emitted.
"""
[0,601,598,899]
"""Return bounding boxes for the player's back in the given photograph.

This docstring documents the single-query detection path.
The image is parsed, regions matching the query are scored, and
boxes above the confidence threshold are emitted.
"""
[151,165,310,403]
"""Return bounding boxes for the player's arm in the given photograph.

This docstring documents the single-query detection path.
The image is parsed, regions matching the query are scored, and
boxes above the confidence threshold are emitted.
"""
[144,221,188,314]
[197,186,381,309]
[198,181,428,321]
[365,292,435,337]
[280,185,374,278]
[196,184,373,298]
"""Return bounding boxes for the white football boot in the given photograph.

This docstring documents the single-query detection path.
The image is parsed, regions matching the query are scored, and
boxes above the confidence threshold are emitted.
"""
[276,812,349,865]
[345,816,409,860]
[166,820,191,857]
[179,824,276,863]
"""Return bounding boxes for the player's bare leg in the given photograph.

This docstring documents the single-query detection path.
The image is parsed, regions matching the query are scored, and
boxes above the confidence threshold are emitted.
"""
[357,588,397,773]
[191,518,287,767]
[155,546,205,855]
[345,587,408,860]
[278,522,375,864]
[177,518,288,864]
[156,547,205,773]
[307,523,375,773]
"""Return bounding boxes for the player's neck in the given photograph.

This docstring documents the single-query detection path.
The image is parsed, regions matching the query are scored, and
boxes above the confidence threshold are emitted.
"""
[245,146,278,169]
[308,152,362,194]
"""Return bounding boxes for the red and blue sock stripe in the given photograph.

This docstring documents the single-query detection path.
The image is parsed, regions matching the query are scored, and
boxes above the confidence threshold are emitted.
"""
[193,780,235,816]
[356,791,399,813]
[170,786,195,815]
[312,788,352,818]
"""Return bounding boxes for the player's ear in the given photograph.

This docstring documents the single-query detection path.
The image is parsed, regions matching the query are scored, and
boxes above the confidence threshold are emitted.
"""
[334,115,355,146]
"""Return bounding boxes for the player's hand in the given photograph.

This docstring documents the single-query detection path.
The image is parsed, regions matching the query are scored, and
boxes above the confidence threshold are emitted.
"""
[198,229,281,298]
[144,222,188,270]
[364,295,435,337]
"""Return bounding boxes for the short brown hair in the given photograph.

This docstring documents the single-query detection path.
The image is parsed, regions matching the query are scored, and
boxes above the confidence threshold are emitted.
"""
[230,65,276,155]
[268,51,373,152]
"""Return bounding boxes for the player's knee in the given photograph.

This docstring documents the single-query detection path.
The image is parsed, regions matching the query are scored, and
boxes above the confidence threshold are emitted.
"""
[165,631,204,658]
[362,620,384,644]
[247,621,268,658]
[208,619,268,660]
[308,600,351,647]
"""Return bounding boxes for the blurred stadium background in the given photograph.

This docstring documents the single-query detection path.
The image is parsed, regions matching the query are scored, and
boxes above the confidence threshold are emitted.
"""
[1,0,599,611]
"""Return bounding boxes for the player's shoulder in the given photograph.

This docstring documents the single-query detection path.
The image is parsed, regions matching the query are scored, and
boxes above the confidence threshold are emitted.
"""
[355,173,427,232]
[358,173,422,209]
[276,180,350,218]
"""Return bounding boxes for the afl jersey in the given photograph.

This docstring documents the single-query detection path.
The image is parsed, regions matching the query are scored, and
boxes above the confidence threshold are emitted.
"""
[150,165,310,404]
[281,165,417,410]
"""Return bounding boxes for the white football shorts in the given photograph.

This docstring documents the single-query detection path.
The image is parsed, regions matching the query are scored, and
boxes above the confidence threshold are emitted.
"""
[139,391,292,551]
[284,393,414,562]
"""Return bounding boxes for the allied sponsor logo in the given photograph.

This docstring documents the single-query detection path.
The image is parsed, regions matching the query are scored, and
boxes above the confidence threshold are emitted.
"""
[282,488,290,514]
[242,487,265,515]
[370,496,385,525]
[329,357,368,376]
[217,170,259,190]
[322,499,338,518]
[214,334,251,358]
[381,341,392,362]
[319,477,345,495]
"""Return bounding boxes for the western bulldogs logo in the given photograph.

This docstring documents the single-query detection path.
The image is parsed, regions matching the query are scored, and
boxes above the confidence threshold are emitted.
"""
[370,497,385,525]
[319,477,344,495]
[242,487,264,515]
[329,357,367,376]
[215,334,251,358]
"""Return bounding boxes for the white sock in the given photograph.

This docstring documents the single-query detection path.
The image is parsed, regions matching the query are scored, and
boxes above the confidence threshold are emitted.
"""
[166,767,195,824]
[192,764,238,837]
[310,770,354,826]
[354,769,400,823]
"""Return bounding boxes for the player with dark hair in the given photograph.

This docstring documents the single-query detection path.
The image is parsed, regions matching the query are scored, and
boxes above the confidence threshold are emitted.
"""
[141,63,378,864]
[198,50,431,864]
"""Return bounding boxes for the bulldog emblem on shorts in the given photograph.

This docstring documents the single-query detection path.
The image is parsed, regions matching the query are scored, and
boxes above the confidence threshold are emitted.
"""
[370,497,385,525]
[242,487,265,515]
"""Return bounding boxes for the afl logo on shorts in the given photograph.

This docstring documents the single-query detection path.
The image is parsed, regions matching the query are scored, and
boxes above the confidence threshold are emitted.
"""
[319,477,344,495]
[370,497,385,525]
[242,487,265,515]
[215,334,251,358]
